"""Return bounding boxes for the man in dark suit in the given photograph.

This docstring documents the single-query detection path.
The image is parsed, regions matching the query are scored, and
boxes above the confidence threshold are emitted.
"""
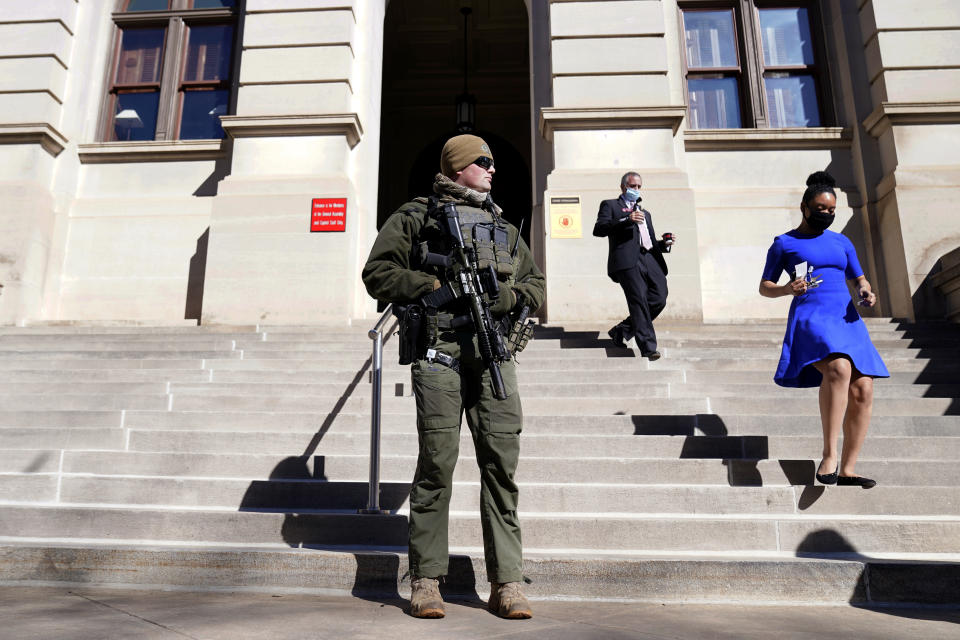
[593,172,674,359]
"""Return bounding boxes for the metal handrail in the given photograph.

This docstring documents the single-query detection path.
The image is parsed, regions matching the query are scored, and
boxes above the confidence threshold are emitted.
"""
[360,303,394,514]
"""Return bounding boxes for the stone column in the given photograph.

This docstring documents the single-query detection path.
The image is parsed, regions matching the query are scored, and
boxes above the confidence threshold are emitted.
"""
[860,0,960,320]
[0,0,74,324]
[202,0,384,325]
[539,0,703,323]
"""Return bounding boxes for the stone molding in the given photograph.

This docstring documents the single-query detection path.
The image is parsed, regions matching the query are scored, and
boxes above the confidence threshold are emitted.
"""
[683,127,852,151]
[0,123,68,156]
[219,114,363,147]
[78,140,226,163]
[863,101,960,138]
[874,166,960,202]
[539,106,687,140]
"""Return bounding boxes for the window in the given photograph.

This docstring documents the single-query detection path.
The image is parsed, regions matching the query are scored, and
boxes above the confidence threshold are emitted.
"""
[681,2,828,129]
[103,0,237,141]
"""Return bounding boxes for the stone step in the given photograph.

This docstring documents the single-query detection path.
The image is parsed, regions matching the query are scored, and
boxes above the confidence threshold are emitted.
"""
[0,450,61,473]
[0,370,212,383]
[0,410,960,446]
[13,335,931,357]
[533,330,960,344]
[0,428,124,450]
[0,339,239,352]
[0,474,57,502]
[7,380,931,400]
[549,319,952,332]
[0,350,241,360]
[218,335,960,351]
[0,359,206,371]
[0,325,259,335]
[0,367,948,387]
[3,543,958,605]
[0,411,122,428]
[32,375,952,402]
[32,450,959,487]
[156,393,955,417]
[0,395,169,411]
[125,430,960,461]
[38,474,960,516]
[117,410,960,436]
[206,368,944,385]
[0,383,171,396]
[1,319,956,607]
[199,355,953,373]
[227,346,959,362]
[0,319,927,336]
[0,334,259,344]
[1,505,958,554]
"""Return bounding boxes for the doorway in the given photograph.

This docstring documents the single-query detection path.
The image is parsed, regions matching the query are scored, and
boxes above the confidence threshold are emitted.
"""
[377,0,532,243]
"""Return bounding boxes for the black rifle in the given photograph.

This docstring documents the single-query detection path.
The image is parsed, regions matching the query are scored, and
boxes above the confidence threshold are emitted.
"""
[439,202,510,400]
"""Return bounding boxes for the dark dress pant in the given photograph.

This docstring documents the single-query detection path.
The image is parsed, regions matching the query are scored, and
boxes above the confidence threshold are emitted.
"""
[614,251,668,354]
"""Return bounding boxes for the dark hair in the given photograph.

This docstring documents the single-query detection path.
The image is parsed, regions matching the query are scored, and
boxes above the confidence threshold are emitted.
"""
[620,171,641,189]
[802,171,836,206]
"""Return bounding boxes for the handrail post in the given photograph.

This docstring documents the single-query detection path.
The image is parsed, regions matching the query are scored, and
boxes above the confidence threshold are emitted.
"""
[360,304,393,514]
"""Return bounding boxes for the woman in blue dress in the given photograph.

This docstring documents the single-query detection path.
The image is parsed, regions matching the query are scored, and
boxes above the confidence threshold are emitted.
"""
[760,171,889,488]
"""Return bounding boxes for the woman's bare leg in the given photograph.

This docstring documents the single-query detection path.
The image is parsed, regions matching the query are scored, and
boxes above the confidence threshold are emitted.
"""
[813,356,852,476]
[839,372,874,477]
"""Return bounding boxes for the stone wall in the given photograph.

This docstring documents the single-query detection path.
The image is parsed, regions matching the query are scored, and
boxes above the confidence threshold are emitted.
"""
[0,0,957,325]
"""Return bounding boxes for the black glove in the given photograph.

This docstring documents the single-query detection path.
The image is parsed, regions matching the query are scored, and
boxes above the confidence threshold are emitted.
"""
[488,287,517,316]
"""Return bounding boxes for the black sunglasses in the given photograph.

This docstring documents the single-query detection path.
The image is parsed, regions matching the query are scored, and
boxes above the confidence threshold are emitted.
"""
[473,156,494,170]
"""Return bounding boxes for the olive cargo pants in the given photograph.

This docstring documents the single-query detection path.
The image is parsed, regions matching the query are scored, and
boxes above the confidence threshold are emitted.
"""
[408,332,523,584]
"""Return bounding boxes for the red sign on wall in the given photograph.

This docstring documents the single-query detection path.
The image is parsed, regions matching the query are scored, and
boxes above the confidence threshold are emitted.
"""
[310,198,347,232]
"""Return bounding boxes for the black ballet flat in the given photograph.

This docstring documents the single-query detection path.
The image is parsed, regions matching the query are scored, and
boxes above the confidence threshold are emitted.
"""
[837,475,877,489]
[815,461,838,485]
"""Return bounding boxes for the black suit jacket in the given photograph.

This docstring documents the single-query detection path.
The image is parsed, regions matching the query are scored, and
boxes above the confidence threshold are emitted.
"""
[593,197,669,282]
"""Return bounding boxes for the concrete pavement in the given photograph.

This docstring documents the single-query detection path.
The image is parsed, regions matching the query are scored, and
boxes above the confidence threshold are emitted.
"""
[1,586,957,640]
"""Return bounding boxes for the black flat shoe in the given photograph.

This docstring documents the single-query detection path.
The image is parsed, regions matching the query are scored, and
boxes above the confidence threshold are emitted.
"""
[837,475,877,488]
[607,328,627,348]
[641,350,661,361]
[815,461,838,485]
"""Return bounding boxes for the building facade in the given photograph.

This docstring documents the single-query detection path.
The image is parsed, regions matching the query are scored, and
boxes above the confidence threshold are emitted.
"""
[1,0,958,326]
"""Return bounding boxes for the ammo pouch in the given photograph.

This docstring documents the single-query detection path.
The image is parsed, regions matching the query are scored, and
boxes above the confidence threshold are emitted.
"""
[395,304,424,365]
[471,222,514,279]
[507,316,535,354]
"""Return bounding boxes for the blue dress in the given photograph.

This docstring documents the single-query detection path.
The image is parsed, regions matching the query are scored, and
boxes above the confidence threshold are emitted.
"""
[762,229,890,388]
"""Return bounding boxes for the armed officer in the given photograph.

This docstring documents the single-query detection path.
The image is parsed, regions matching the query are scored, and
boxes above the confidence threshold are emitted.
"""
[362,134,544,619]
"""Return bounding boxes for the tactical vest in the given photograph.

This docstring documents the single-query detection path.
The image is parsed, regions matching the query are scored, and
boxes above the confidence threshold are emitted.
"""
[449,203,516,279]
[409,197,518,287]
[395,197,532,358]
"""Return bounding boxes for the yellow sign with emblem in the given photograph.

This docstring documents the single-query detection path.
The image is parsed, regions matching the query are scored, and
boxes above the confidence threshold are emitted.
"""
[550,196,582,238]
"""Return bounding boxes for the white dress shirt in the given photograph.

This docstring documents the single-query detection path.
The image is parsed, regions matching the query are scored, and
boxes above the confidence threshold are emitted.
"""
[621,197,653,250]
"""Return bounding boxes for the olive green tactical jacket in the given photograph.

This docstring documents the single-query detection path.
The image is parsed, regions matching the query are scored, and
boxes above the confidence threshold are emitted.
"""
[362,198,545,315]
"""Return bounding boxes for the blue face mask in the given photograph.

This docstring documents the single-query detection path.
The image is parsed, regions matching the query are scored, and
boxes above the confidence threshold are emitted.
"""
[623,188,641,202]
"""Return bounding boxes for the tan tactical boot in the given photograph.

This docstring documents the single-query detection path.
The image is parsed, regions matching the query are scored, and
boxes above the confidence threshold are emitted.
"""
[409,577,445,618]
[488,582,533,619]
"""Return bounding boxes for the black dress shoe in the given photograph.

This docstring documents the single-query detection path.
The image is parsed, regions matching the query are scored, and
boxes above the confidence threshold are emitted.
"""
[607,328,627,348]
[641,350,661,361]
[837,475,877,488]
[815,460,838,485]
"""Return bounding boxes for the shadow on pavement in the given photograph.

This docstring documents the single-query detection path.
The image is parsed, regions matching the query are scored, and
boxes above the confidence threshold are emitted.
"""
[796,529,960,614]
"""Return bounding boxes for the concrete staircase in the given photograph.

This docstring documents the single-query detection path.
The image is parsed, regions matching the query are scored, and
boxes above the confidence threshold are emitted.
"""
[1,319,958,605]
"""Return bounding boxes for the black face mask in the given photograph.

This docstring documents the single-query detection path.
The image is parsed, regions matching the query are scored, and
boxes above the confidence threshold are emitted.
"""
[804,208,835,231]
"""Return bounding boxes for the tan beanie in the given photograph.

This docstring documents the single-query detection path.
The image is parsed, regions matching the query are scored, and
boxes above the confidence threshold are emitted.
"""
[440,134,493,178]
